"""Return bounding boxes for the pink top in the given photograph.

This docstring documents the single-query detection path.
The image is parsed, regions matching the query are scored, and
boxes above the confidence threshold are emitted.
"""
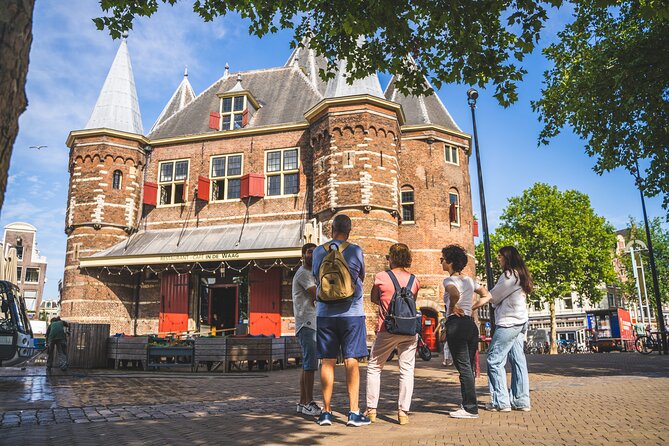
[373,269,421,333]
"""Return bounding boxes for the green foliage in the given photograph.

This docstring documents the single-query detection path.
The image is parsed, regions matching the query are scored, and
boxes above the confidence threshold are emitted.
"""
[495,183,617,306]
[94,0,564,105]
[619,217,669,307]
[533,1,669,211]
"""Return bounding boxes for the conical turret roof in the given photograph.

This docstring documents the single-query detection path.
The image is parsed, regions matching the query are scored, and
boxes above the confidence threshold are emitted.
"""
[285,39,328,96]
[150,68,196,133]
[85,38,143,134]
[324,37,383,99]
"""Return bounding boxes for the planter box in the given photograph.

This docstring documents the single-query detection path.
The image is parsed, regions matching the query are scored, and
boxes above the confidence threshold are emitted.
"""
[225,337,284,372]
[107,336,149,370]
[194,337,227,372]
[147,344,194,370]
[283,336,302,367]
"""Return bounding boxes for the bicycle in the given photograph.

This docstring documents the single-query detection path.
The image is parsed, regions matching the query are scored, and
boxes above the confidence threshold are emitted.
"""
[635,331,668,355]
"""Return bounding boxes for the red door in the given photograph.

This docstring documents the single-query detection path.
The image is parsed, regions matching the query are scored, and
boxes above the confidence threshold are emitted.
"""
[159,272,189,334]
[249,268,281,336]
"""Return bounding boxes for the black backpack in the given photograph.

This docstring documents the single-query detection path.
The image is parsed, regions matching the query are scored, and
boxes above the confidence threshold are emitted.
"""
[383,270,422,336]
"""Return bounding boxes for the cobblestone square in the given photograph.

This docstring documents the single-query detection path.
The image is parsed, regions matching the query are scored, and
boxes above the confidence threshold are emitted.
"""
[1,353,667,445]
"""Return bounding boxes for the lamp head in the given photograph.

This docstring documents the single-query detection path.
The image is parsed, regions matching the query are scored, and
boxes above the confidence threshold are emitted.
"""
[467,88,479,107]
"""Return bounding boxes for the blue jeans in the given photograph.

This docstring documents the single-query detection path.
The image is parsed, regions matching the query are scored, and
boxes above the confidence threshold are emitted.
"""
[486,323,530,409]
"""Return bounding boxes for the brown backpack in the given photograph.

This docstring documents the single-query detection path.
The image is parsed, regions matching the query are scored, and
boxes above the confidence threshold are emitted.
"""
[317,242,355,304]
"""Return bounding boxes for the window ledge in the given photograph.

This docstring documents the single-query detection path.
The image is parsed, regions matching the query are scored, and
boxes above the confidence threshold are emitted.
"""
[401,221,416,226]
[264,194,299,200]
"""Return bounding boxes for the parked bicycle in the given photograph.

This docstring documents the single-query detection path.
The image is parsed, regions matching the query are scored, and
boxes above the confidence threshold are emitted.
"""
[635,331,668,355]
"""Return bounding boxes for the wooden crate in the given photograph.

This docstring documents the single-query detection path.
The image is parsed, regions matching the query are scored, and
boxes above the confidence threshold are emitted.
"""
[147,345,194,370]
[194,337,227,372]
[225,337,285,372]
[107,336,149,370]
[66,323,110,369]
[283,336,303,367]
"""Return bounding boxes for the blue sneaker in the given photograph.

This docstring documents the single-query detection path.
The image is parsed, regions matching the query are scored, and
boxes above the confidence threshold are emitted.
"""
[347,411,371,427]
[317,411,333,426]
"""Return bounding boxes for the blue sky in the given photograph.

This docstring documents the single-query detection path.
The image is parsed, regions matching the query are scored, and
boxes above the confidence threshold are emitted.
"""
[2,1,665,301]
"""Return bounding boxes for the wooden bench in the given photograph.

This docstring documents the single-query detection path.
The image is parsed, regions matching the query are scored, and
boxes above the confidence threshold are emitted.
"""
[194,337,227,372]
[107,336,148,370]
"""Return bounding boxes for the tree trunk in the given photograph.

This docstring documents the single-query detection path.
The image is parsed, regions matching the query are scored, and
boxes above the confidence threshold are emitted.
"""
[549,300,558,354]
[0,0,35,212]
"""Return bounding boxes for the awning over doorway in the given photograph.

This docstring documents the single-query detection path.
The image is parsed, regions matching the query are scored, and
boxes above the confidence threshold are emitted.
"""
[79,219,317,268]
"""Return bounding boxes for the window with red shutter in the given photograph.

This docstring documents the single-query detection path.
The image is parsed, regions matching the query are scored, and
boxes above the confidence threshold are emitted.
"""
[209,112,220,130]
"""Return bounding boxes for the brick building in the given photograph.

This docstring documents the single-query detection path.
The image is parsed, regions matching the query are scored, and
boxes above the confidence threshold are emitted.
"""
[61,37,476,342]
[3,222,48,319]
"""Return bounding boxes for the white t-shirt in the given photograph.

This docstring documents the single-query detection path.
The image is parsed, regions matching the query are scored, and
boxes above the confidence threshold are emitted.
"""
[443,275,481,317]
[292,266,317,334]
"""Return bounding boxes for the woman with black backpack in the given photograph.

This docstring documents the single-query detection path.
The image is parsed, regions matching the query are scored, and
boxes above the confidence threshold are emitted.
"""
[365,243,421,425]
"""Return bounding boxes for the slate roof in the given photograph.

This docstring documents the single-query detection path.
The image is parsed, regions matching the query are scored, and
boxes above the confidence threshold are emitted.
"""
[285,43,329,95]
[384,75,461,132]
[149,69,196,133]
[85,38,143,135]
[90,220,305,260]
[149,67,322,139]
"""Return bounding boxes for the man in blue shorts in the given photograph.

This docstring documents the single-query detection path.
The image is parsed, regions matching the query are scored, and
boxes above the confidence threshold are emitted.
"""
[311,214,371,427]
[292,242,321,417]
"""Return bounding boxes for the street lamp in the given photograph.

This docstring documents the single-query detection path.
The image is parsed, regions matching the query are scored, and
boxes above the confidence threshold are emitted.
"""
[631,158,667,354]
[467,88,495,326]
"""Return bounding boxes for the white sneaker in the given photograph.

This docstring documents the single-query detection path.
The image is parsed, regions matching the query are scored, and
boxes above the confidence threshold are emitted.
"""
[484,403,511,412]
[513,406,531,412]
[301,402,322,416]
[296,403,303,413]
[449,408,479,419]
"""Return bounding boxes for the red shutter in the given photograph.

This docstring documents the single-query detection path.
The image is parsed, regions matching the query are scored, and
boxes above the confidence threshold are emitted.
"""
[240,173,265,198]
[197,176,210,202]
[449,203,457,223]
[209,112,220,130]
[182,179,188,202]
[241,109,249,127]
[143,182,158,206]
[473,220,479,237]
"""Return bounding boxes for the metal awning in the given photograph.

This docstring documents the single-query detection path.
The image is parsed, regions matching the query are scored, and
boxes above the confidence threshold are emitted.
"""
[79,219,317,268]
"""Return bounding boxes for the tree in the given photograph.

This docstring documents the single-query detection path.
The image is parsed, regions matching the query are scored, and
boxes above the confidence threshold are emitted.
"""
[619,217,669,314]
[533,1,669,212]
[0,1,35,213]
[94,0,564,105]
[487,183,617,354]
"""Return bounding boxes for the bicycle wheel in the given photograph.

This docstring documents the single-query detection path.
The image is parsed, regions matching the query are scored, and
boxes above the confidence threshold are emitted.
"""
[635,336,653,355]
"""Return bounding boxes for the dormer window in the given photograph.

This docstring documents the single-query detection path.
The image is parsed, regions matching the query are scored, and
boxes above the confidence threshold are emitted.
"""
[221,95,247,130]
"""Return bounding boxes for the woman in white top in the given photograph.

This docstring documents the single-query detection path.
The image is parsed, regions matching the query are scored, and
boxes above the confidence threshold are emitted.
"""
[485,246,533,412]
[440,245,491,419]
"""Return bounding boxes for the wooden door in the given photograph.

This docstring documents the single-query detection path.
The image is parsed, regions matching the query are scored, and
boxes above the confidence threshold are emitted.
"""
[248,268,281,336]
[159,272,189,334]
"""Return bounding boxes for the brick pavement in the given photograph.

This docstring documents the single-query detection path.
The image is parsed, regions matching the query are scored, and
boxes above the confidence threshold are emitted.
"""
[0,353,667,445]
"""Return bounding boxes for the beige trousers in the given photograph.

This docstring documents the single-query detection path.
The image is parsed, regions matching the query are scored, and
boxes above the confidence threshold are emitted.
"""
[366,330,418,412]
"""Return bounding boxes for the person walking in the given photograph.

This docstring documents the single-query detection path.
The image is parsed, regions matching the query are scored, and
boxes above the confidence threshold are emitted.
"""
[311,214,371,427]
[292,242,322,417]
[46,316,70,372]
[365,243,420,425]
[440,245,491,419]
[486,245,533,412]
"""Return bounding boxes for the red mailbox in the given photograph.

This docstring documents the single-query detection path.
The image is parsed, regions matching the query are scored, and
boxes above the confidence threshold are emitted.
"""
[240,173,265,198]
[143,182,158,206]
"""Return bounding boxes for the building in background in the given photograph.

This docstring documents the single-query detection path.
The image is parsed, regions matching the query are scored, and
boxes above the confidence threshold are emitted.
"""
[3,222,48,319]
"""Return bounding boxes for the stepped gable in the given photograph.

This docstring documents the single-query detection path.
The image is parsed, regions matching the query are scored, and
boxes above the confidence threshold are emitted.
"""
[150,68,196,133]
[149,67,322,139]
[285,41,329,95]
[85,37,143,134]
[384,75,461,132]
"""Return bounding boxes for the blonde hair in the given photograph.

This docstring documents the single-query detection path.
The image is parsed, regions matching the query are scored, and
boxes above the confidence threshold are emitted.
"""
[389,243,412,268]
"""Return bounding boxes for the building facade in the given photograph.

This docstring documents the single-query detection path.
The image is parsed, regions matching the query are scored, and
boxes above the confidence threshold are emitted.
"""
[3,222,48,319]
[61,38,476,340]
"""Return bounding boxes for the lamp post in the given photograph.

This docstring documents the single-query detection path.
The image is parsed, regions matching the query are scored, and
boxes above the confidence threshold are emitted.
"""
[467,88,495,328]
[631,158,667,354]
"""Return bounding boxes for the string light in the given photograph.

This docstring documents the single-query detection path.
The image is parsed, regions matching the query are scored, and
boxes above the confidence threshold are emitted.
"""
[81,258,301,276]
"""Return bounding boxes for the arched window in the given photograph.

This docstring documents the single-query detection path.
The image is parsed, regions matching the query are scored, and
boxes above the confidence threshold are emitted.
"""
[449,189,460,225]
[401,186,415,223]
[112,170,123,190]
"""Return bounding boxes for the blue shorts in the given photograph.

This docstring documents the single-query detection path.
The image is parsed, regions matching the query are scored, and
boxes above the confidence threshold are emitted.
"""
[317,316,368,360]
[297,327,319,371]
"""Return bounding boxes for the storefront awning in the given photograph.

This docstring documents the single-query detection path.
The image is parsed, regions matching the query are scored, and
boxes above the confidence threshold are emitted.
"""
[79,220,313,268]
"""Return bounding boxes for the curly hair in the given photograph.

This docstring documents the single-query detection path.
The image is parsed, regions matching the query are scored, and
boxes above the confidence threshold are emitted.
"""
[441,245,468,273]
[388,243,412,268]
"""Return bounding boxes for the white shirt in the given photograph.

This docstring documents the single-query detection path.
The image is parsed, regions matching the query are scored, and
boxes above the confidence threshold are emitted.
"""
[292,266,317,334]
[443,275,480,317]
[490,271,529,327]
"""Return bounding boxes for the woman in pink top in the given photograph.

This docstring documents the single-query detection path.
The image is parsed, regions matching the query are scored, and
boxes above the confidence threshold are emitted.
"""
[365,243,420,425]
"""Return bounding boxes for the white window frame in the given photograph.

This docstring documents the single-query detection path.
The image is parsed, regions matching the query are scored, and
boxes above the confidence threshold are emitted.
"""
[265,148,300,197]
[158,159,190,207]
[449,190,460,226]
[400,186,415,223]
[210,153,244,202]
[444,144,459,165]
[25,267,39,283]
[219,95,247,130]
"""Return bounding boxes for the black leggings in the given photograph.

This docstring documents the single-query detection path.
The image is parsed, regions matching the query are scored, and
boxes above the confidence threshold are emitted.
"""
[446,316,479,414]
